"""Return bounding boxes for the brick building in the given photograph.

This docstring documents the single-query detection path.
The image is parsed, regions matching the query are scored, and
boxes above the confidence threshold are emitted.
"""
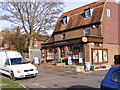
[42,0,120,66]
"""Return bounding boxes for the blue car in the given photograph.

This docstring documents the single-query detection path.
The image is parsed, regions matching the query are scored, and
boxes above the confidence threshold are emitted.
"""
[101,65,120,90]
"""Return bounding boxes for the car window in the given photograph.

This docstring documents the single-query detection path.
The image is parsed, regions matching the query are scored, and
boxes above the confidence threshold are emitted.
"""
[5,58,10,65]
[10,58,29,65]
[111,70,120,84]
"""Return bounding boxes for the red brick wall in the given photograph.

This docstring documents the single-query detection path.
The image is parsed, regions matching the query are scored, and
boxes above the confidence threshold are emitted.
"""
[103,44,120,65]
[54,27,100,41]
[54,34,62,41]
[102,1,120,65]
[66,29,84,39]
[102,1,119,44]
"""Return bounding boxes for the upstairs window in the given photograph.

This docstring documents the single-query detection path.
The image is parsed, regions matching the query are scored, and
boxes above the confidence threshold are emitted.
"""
[4,44,9,49]
[84,9,90,18]
[84,8,93,19]
[106,8,111,18]
[61,33,65,40]
[84,27,90,36]
[61,16,70,25]
[33,42,37,47]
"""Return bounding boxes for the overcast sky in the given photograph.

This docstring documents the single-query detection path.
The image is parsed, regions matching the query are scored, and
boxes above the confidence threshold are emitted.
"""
[0,0,100,31]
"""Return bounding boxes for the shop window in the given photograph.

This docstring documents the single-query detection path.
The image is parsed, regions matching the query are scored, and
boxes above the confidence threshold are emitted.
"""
[92,49,108,64]
[47,48,57,60]
[106,8,111,18]
[61,47,65,58]
[61,16,70,25]
[84,27,90,36]
[67,45,84,65]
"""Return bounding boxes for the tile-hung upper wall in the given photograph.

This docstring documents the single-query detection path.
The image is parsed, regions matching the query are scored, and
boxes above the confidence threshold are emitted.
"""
[54,1,104,32]
[49,1,105,42]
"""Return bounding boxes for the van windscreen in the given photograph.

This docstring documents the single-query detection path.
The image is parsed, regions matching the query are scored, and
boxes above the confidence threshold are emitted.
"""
[10,58,29,65]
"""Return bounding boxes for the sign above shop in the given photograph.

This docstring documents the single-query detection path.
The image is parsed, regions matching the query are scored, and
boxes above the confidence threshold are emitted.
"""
[42,36,103,48]
[82,37,88,42]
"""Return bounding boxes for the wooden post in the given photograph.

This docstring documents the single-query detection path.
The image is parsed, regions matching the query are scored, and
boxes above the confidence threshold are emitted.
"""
[44,49,47,64]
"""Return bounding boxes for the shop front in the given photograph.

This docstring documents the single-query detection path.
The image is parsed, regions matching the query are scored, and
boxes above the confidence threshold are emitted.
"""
[42,36,104,66]
[42,37,85,65]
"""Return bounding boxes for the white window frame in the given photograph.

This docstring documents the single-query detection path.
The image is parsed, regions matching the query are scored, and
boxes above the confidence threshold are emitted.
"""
[84,9,90,18]
[62,16,70,25]
[106,8,111,18]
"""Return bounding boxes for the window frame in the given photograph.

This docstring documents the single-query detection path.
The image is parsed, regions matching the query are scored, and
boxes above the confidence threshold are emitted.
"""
[92,49,108,64]
[106,8,111,18]
[84,8,91,19]
[84,27,90,36]
[47,48,57,60]
[61,16,70,25]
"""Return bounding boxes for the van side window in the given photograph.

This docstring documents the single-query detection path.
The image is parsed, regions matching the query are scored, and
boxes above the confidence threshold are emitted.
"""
[5,59,10,65]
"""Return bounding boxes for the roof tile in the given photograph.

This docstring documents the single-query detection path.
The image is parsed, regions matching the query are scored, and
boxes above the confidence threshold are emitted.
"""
[54,1,105,32]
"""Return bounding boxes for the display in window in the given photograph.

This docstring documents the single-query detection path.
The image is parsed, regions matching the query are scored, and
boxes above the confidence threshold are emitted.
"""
[92,49,108,64]
[93,50,98,63]
[103,50,108,62]
[79,52,84,58]
[68,50,72,55]
[68,56,72,65]
[98,50,103,62]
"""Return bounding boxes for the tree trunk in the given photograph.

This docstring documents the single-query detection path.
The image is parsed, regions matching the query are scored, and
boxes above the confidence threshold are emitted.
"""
[29,36,33,62]
[30,36,33,49]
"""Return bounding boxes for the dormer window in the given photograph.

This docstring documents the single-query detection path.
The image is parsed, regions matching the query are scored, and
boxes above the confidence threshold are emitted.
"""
[61,16,70,25]
[84,8,93,19]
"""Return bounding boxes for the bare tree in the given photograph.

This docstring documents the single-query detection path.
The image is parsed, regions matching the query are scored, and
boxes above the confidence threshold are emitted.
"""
[0,1,64,48]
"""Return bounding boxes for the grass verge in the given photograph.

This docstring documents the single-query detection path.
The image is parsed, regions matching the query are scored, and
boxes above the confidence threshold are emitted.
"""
[0,77,26,89]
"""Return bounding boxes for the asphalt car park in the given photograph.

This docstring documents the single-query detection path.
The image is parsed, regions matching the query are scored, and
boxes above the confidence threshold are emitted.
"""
[15,67,108,89]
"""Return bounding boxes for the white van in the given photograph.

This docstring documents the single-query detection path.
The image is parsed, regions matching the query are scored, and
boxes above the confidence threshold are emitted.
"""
[0,51,38,80]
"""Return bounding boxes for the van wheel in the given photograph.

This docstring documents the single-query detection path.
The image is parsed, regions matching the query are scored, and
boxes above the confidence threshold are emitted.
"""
[10,72,16,81]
